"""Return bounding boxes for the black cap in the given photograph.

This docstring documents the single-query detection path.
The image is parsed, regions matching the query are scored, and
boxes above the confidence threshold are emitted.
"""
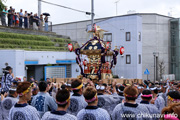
[61,84,66,90]
[143,80,149,86]
[168,91,180,99]
[6,66,12,70]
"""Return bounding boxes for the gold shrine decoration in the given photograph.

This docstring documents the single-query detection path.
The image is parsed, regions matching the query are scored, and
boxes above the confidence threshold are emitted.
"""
[88,25,108,39]
[80,49,101,55]
[91,40,99,45]
[88,55,101,64]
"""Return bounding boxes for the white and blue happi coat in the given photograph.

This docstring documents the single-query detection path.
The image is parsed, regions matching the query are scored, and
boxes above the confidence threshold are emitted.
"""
[9,103,40,120]
[1,73,14,92]
[112,102,152,120]
[67,93,88,116]
[154,95,165,113]
[42,110,77,120]
[140,100,160,120]
[136,93,142,104]
[31,92,58,117]
[97,94,122,115]
[1,96,18,120]
[112,93,125,103]
[0,96,3,120]
[77,106,111,120]
[159,92,167,106]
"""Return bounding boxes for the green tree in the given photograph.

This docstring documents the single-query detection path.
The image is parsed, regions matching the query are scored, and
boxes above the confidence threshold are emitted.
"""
[158,60,165,81]
[0,0,6,12]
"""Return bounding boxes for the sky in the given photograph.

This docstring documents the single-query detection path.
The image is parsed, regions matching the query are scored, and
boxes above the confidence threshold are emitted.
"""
[4,0,180,25]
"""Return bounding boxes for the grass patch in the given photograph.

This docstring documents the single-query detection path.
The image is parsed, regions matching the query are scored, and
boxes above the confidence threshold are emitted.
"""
[0,32,50,41]
[0,32,71,51]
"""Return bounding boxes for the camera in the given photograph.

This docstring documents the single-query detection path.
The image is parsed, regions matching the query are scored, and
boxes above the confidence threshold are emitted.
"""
[0,89,5,95]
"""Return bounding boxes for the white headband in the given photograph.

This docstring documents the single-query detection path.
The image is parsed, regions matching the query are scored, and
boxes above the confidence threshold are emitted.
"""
[65,83,71,87]
[96,85,105,90]
[9,88,17,91]
[137,86,144,89]
[157,87,161,90]
[150,87,157,91]
[117,89,123,93]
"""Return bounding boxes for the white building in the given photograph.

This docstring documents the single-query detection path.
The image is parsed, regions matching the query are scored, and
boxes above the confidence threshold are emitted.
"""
[0,50,80,81]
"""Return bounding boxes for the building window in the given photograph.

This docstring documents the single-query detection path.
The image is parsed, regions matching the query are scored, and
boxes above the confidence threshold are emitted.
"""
[139,32,141,41]
[139,54,141,64]
[104,33,112,42]
[126,55,131,64]
[126,32,131,41]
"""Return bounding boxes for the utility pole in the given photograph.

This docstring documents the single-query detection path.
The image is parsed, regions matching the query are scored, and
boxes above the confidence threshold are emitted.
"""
[38,0,42,16]
[153,52,159,83]
[91,0,94,28]
[115,0,120,16]
[154,53,156,83]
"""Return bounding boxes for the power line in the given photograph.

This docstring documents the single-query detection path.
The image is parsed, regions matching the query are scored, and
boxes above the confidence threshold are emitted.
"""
[40,0,91,15]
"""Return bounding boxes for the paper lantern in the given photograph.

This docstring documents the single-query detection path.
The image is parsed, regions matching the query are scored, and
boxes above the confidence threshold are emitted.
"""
[106,42,111,49]
[120,47,125,55]
[94,24,97,32]
[83,59,87,66]
[68,43,73,52]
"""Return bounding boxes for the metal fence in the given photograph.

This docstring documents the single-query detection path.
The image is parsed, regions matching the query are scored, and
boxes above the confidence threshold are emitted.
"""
[24,21,52,32]
[0,18,52,32]
[47,21,52,32]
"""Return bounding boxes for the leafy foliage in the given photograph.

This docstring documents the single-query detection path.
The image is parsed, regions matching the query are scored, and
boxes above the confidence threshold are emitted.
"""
[0,0,6,12]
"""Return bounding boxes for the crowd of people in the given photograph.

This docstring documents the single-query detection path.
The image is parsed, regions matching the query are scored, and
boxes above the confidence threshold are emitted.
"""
[1,6,49,31]
[0,66,180,120]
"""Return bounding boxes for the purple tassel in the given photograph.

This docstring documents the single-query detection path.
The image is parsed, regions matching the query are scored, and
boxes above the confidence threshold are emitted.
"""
[76,57,79,64]
[79,65,84,76]
[75,48,80,55]
[115,51,118,56]
[76,56,84,76]
[97,64,102,80]
[77,55,81,62]
[110,59,114,69]
[113,55,117,65]
[113,50,118,56]
[101,56,106,63]
[101,47,105,53]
